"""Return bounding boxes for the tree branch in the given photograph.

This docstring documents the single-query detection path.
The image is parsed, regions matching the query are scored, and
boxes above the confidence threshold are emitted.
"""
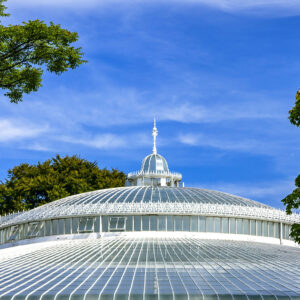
[0,39,35,60]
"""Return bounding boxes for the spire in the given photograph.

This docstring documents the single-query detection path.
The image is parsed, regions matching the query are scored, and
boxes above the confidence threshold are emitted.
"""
[152,118,158,154]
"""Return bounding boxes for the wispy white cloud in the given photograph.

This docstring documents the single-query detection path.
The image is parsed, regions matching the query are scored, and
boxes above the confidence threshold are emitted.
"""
[177,131,297,156]
[61,134,127,150]
[59,131,153,150]
[178,132,262,151]
[19,85,283,130]
[192,179,295,207]
[0,119,47,143]
[0,78,294,157]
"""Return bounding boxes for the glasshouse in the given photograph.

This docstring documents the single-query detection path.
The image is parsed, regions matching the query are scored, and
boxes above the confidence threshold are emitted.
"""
[0,121,299,300]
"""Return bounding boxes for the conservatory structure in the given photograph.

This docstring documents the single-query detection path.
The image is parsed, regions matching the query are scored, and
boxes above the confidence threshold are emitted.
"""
[0,121,300,300]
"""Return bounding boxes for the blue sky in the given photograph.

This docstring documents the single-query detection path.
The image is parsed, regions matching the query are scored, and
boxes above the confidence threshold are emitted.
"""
[0,0,299,208]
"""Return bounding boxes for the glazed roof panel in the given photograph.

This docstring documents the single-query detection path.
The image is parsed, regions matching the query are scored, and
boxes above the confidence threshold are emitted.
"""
[0,237,300,299]
[1,187,299,228]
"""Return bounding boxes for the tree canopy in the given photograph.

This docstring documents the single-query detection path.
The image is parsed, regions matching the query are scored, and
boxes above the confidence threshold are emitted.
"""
[0,155,126,215]
[0,0,86,103]
[289,88,300,127]
[282,88,300,243]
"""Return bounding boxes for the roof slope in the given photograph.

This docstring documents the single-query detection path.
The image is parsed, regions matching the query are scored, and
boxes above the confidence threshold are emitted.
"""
[0,237,300,299]
[2,186,298,228]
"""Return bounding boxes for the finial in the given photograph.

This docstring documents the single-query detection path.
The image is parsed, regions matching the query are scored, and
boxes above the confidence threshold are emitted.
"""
[152,118,158,154]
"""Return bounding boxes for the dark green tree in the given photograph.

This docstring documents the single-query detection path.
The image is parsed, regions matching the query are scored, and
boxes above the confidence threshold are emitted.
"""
[0,155,126,215]
[0,0,86,103]
[289,89,300,127]
[282,88,300,243]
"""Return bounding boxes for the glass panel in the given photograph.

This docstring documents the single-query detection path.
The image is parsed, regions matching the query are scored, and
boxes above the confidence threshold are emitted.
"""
[52,220,58,235]
[117,217,125,229]
[142,216,149,231]
[158,216,166,231]
[24,224,28,238]
[126,216,133,231]
[175,216,182,231]
[256,220,262,236]
[199,216,206,232]
[274,222,279,238]
[79,218,86,232]
[72,217,79,233]
[283,224,287,239]
[87,218,94,231]
[167,216,174,231]
[229,218,236,234]
[236,219,243,234]
[263,221,268,237]
[79,217,94,233]
[17,225,23,240]
[94,216,100,233]
[65,219,71,234]
[101,216,108,232]
[27,222,40,237]
[243,219,249,235]
[1,229,4,244]
[40,222,45,237]
[134,216,141,231]
[183,216,190,231]
[109,216,126,231]
[222,218,228,233]
[45,220,51,236]
[281,223,284,239]
[268,222,274,238]
[191,216,198,232]
[206,217,213,232]
[214,217,221,233]
[287,226,290,240]
[285,223,289,240]
[150,216,157,231]
[58,219,64,235]
[250,220,256,236]
[8,226,19,241]
[109,217,118,230]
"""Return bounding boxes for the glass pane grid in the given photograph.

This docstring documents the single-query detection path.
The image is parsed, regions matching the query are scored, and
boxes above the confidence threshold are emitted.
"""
[3,186,297,231]
[1,237,299,299]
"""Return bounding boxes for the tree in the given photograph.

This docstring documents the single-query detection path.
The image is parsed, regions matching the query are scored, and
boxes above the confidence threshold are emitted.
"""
[289,88,300,127]
[0,0,86,103]
[0,155,126,215]
[282,88,300,243]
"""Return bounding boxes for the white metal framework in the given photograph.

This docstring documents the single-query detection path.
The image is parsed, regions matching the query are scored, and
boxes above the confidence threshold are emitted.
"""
[0,237,300,300]
[1,187,299,230]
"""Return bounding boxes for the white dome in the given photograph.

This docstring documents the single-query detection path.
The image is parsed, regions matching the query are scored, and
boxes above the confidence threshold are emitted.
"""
[140,153,169,174]
[1,186,298,228]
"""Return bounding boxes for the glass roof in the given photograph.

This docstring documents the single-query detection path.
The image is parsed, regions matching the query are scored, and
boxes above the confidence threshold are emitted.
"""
[1,186,298,228]
[140,154,169,173]
[0,237,299,299]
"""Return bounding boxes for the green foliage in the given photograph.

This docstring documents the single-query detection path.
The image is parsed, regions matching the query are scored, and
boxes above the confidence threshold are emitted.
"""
[0,0,9,17]
[282,175,300,215]
[0,0,86,103]
[282,174,300,242]
[0,155,126,215]
[289,88,300,127]
[282,88,300,243]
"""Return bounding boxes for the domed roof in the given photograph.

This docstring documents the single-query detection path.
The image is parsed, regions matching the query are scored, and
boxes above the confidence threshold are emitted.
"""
[140,153,169,173]
[1,237,300,300]
[1,186,298,228]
